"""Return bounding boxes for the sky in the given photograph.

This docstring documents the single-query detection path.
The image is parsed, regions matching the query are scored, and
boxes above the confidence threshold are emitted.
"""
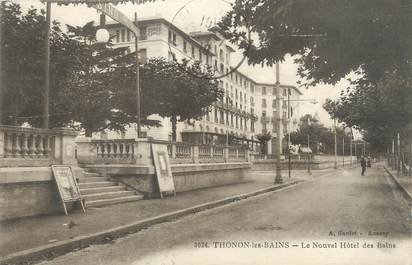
[15,0,350,128]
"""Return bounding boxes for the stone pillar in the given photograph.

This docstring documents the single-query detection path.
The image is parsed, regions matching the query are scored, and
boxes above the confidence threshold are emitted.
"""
[75,137,95,164]
[192,145,199,163]
[135,138,152,166]
[53,127,78,165]
[0,129,4,158]
[224,146,229,162]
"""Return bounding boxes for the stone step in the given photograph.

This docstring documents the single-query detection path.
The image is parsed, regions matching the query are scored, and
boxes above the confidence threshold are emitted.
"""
[82,172,101,178]
[86,195,144,208]
[79,186,125,195]
[83,190,136,201]
[78,181,118,189]
[77,176,110,183]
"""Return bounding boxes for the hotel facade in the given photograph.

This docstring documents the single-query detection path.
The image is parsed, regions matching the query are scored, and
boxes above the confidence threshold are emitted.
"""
[103,18,302,155]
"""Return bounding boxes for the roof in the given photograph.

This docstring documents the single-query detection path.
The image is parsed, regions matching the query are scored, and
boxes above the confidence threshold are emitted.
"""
[190,31,221,41]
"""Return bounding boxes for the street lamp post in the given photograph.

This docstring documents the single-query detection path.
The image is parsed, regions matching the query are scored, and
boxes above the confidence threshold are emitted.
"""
[334,119,338,169]
[94,6,141,138]
[350,131,353,166]
[43,1,51,129]
[274,62,283,184]
[307,133,311,174]
[342,137,345,167]
[287,88,291,179]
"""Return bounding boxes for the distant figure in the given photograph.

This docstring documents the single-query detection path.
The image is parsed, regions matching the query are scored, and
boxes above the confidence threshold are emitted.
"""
[360,156,367,176]
[367,156,371,167]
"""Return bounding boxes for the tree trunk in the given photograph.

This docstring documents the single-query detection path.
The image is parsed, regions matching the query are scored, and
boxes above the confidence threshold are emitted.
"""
[171,115,177,142]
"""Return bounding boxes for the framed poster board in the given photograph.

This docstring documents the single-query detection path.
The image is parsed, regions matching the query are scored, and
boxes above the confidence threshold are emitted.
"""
[151,144,175,198]
[51,165,85,215]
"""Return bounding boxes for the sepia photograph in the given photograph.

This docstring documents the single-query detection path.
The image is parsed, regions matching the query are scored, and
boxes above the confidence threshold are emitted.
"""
[0,0,411,264]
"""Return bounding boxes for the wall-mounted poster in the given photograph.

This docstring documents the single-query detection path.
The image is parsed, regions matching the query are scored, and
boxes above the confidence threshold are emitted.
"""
[151,144,175,198]
[51,165,85,215]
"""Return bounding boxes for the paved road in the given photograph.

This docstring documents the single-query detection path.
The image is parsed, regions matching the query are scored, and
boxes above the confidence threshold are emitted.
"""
[39,166,411,265]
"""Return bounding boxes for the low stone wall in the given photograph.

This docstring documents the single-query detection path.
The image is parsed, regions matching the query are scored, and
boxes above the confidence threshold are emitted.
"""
[0,167,84,221]
[252,159,357,171]
[82,162,251,197]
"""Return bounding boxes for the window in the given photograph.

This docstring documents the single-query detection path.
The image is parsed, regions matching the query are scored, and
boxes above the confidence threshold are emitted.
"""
[251,84,255,93]
[262,99,267,108]
[231,114,234,127]
[127,30,131,42]
[192,46,195,58]
[251,120,255,132]
[199,50,203,62]
[168,30,176,45]
[236,117,238,128]
[121,29,126,42]
[272,87,276,95]
[226,112,229,125]
[183,40,187,53]
[140,27,147,40]
[262,86,266,95]
[240,117,243,129]
[219,49,224,61]
[116,30,120,43]
[250,96,254,106]
[235,89,238,99]
[250,108,254,114]
[262,110,267,117]
[220,111,225,124]
[240,91,243,101]
[214,109,218,123]
[283,88,287,96]
[272,99,277,108]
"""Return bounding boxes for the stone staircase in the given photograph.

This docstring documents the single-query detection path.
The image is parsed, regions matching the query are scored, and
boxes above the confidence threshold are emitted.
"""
[77,172,144,208]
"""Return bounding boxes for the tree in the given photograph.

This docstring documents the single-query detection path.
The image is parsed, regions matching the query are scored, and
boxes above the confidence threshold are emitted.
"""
[324,70,412,153]
[111,58,223,141]
[256,132,271,154]
[61,22,132,136]
[0,1,77,127]
[290,114,351,154]
[218,0,412,87]
[0,3,126,136]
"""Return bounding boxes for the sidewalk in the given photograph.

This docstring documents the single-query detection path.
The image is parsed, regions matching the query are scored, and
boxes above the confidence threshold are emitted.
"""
[0,169,334,260]
[384,165,412,203]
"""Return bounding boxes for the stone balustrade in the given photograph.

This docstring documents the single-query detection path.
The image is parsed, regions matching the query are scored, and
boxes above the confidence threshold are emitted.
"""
[77,137,251,165]
[76,138,146,165]
[0,125,78,167]
[169,142,249,164]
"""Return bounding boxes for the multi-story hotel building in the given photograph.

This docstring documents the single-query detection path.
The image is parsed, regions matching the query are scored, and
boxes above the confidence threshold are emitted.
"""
[103,17,302,155]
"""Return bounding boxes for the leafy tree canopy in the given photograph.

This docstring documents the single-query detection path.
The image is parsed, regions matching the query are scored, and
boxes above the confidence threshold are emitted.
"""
[112,57,223,141]
[219,0,412,87]
[324,70,412,153]
[290,114,351,154]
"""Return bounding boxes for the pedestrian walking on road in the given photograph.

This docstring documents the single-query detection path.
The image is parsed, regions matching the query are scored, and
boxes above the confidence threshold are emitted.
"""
[360,156,367,176]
